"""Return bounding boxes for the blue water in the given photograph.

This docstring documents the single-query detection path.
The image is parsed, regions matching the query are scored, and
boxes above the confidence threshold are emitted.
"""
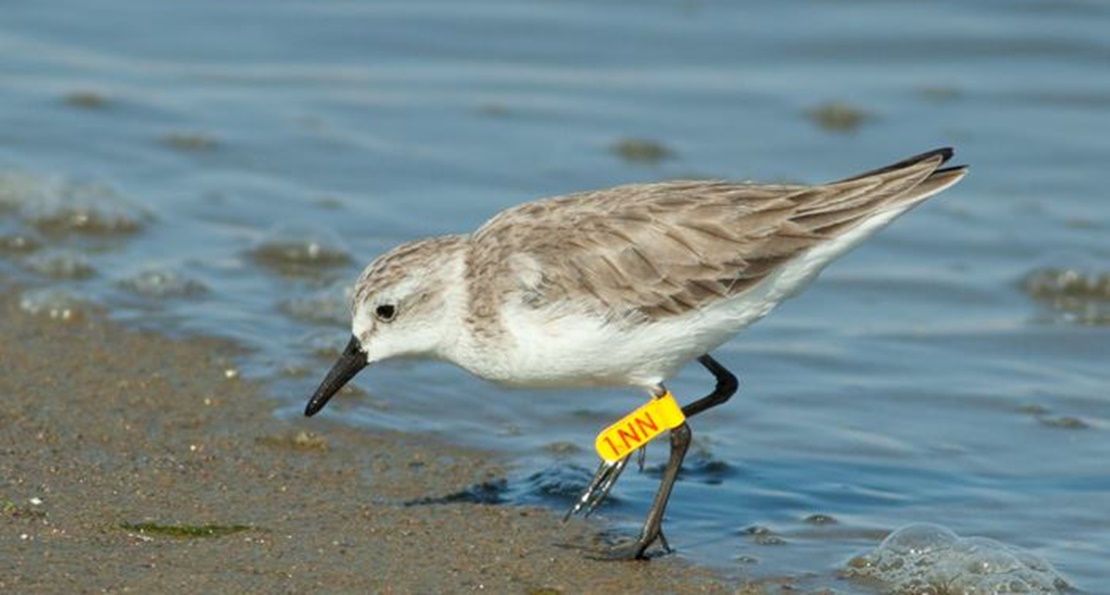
[2,0,1108,590]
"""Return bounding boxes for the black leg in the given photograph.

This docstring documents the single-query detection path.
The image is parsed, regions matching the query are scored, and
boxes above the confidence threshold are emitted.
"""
[583,353,740,560]
[682,354,739,418]
[595,421,691,560]
[565,455,631,520]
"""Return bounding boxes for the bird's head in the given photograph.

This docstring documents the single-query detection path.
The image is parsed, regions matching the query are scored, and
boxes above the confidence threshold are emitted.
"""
[304,235,467,416]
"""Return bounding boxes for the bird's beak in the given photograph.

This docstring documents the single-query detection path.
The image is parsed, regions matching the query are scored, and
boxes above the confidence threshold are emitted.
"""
[304,335,368,416]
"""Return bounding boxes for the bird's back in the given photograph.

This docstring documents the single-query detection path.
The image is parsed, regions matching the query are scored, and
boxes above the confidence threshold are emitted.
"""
[468,148,966,323]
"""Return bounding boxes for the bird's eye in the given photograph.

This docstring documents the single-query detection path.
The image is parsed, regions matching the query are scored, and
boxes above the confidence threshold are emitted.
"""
[375,304,396,321]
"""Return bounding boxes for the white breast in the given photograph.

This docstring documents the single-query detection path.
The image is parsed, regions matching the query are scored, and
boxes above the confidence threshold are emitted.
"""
[446,202,921,391]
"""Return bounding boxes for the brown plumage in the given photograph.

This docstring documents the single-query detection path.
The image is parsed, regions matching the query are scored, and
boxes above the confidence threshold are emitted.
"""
[467,147,965,324]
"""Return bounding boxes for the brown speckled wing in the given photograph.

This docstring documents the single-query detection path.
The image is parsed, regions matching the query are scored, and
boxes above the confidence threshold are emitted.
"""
[468,149,963,323]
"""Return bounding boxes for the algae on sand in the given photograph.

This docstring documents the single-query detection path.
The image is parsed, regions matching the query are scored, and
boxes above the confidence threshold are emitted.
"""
[119,522,254,538]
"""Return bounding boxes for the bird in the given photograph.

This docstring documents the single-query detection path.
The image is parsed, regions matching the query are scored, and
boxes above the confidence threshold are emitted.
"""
[304,147,968,560]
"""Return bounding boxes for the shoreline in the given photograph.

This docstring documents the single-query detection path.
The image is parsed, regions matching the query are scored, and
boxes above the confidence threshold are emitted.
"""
[0,287,749,592]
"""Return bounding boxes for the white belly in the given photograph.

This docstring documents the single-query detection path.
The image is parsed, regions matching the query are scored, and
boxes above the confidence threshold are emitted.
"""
[449,204,914,390]
[450,292,772,391]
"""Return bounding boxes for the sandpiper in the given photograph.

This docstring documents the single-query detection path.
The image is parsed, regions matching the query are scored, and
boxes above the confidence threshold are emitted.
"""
[305,147,967,559]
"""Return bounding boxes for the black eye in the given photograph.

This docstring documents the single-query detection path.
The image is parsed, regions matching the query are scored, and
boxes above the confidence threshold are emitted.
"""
[375,304,396,321]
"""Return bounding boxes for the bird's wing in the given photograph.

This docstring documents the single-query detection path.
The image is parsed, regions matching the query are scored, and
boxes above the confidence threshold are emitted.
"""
[468,148,964,322]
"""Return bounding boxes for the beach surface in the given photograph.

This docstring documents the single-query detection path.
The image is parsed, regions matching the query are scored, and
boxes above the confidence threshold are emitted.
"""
[0,289,747,593]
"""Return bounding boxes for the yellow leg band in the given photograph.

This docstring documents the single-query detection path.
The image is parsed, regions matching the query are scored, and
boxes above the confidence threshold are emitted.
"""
[595,391,686,463]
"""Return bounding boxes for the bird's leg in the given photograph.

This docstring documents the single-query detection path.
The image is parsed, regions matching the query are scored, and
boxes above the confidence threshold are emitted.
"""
[564,455,631,521]
[564,440,647,520]
[594,421,690,560]
[600,354,740,560]
[682,354,739,418]
[565,383,673,521]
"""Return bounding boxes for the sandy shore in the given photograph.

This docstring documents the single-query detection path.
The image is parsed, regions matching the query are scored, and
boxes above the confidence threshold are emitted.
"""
[0,289,757,593]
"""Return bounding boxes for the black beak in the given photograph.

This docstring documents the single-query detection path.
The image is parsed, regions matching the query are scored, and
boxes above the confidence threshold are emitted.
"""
[304,336,368,417]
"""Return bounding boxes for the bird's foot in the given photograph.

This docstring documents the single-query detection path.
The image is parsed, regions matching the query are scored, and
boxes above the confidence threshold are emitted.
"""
[564,456,630,521]
[588,530,671,561]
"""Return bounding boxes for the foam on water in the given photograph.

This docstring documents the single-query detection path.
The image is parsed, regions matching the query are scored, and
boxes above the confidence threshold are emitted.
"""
[278,280,352,326]
[0,232,41,255]
[18,287,92,323]
[1022,267,1110,326]
[0,172,149,236]
[117,269,208,299]
[844,523,1070,594]
[23,250,95,280]
[249,226,351,278]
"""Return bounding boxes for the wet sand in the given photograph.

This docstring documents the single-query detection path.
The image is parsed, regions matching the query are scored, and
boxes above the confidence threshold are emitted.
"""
[0,289,749,593]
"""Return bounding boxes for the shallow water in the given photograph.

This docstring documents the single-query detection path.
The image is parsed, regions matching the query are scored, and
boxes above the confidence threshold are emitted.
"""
[2,0,1108,590]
